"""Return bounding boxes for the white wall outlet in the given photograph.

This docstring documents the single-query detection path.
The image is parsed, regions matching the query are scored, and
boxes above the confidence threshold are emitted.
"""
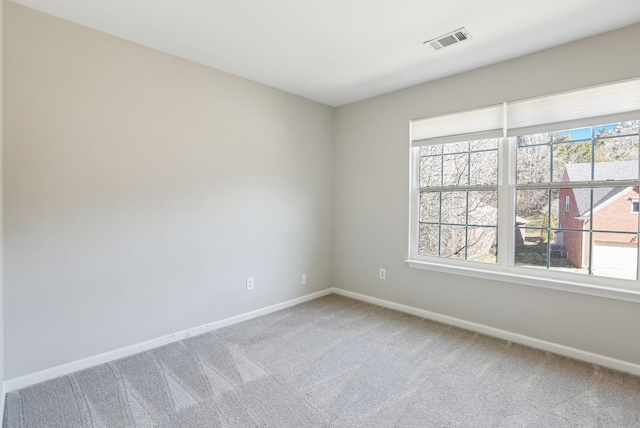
[246,277,254,291]
[379,268,386,280]
[301,274,307,285]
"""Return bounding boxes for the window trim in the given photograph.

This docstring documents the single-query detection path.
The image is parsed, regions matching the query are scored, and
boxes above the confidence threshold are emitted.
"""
[410,132,640,304]
[565,195,570,213]
[405,258,640,303]
[632,199,639,214]
[408,136,516,271]
[408,134,640,304]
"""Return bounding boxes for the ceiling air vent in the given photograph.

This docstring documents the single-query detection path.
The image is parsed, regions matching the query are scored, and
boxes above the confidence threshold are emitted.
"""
[424,28,472,52]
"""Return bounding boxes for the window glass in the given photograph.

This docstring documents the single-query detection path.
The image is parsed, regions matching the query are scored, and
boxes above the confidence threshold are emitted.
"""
[517,144,550,184]
[514,122,640,279]
[590,234,638,280]
[470,151,497,185]
[419,155,441,187]
[442,153,469,186]
[417,138,499,263]
[552,140,591,182]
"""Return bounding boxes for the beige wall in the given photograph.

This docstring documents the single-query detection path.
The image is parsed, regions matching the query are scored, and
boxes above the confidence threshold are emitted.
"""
[4,3,334,379]
[5,0,640,382]
[333,23,640,365]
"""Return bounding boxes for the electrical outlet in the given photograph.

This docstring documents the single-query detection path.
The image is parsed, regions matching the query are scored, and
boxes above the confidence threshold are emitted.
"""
[379,268,386,280]
[301,274,307,285]
[246,277,254,291]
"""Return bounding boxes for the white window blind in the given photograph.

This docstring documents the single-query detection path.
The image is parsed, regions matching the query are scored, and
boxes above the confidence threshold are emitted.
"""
[506,78,640,136]
[410,104,503,147]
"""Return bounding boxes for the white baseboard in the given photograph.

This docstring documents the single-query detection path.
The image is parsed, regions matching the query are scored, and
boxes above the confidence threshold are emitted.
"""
[331,288,640,377]
[3,288,333,393]
[5,286,639,395]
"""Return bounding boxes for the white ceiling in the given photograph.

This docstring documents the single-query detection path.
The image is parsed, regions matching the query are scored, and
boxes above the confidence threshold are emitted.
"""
[9,0,640,106]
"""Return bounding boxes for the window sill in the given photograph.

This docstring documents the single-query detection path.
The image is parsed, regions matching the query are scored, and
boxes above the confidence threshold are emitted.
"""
[405,259,640,304]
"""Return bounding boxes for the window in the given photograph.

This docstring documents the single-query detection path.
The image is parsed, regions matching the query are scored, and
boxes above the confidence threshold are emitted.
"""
[418,139,498,262]
[514,122,639,279]
[408,78,640,298]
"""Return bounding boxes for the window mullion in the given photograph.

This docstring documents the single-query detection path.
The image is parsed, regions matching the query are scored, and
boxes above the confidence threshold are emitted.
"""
[409,147,420,259]
[420,184,498,192]
[546,189,551,270]
[587,125,595,275]
[515,179,640,190]
[497,136,513,269]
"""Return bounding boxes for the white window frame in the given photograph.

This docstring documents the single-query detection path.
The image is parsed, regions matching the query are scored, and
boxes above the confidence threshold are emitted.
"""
[406,79,640,304]
[632,199,639,214]
[565,196,570,213]
[415,141,500,262]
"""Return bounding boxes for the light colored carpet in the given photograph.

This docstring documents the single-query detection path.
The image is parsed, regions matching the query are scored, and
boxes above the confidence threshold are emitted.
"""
[4,294,640,427]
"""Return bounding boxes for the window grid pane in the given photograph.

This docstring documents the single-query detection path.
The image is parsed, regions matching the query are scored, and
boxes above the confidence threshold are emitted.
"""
[514,121,640,279]
[418,138,499,263]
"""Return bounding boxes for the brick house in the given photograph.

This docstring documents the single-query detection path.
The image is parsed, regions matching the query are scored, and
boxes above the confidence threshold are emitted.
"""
[559,161,639,274]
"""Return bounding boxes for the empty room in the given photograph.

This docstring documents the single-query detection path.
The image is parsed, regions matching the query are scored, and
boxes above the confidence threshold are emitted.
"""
[2,0,640,426]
